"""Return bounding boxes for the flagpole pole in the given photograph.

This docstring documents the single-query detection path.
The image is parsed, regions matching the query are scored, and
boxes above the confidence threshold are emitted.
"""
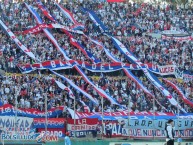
[177,97,179,138]
[153,97,155,140]
[128,96,130,139]
[45,93,48,136]
[15,84,19,136]
[74,96,76,138]
[15,89,18,135]
[101,96,104,140]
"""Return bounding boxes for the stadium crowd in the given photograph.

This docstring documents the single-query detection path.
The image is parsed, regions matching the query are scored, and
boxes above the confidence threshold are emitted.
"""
[0,0,193,116]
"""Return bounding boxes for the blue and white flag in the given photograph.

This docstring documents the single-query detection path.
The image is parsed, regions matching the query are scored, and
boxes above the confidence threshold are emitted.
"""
[82,8,108,33]
[51,70,99,105]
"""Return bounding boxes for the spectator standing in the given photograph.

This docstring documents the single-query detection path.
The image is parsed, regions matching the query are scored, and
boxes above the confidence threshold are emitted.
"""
[105,120,112,138]
[165,119,175,145]
[64,132,71,145]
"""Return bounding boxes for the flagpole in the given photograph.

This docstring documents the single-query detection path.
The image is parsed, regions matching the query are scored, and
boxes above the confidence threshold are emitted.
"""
[177,97,179,138]
[128,96,130,139]
[74,96,76,138]
[15,89,18,135]
[153,97,155,140]
[45,93,48,136]
[15,84,19,136]
[101,96,104,140]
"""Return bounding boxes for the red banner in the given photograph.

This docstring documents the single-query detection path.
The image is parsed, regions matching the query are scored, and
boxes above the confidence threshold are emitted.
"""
[75,110,175,118]
[67,118,98,137]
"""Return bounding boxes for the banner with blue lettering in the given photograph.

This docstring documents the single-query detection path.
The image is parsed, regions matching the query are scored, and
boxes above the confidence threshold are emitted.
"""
[117,118,193,130]
[0,104,63,118]
[0,116,33,132]
[33,118,65,128]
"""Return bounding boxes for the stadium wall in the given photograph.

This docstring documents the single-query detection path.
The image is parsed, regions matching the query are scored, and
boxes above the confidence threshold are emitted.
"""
[46,140,192,145]
[1,139,193,145]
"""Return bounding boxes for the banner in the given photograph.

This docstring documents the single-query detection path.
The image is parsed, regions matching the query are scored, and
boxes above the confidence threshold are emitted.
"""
[183,71,193,82]
[0,116,33,131]
[54,2,84,30]
[111,36,142,65]
[24,2,186,114]
[1,133,37,140]
[54,79,75,99]
[36,0,56,22]
[101,120,193,138]
[82,8,108,32]
[25,3,70,60]
[83,35,121,62]
[121,129,193,138]
[83,9,185,112]
[22,23,84,35]
[143,69,186,113]
[161,30,192,41]
[68,109,193,120]
[67,109,180,120]
[0,104,63,118]
[123,69,165,110]
[67,118,98,137]
[37,128,65,137]
[0,20,36,60]
[69,37,101,63]
[158,65,176,75]
[74,66,121,106]
[117,119,193,130]
[51,70,99,105]
[162,35,192,41]
[17,60,162,73]
[33,118,65,128]
[111,35,185,112]
[163,79,193,107]
[18,60,76,73]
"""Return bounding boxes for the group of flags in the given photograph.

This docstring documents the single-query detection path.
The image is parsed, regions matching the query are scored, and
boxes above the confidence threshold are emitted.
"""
[0,0,192,114]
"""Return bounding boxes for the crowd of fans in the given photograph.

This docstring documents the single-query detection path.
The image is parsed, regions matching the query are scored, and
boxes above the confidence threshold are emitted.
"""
[0,0,193,115]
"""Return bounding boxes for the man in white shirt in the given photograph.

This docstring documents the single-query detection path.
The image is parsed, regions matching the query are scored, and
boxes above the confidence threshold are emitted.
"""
[165,119,175,145]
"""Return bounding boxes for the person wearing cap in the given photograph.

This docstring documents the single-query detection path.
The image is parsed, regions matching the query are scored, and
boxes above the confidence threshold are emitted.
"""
[165,119,175,145]
[64,132,71,145]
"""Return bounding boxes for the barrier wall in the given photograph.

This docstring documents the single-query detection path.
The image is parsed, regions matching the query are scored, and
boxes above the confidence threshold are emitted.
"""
[1,139,193,145]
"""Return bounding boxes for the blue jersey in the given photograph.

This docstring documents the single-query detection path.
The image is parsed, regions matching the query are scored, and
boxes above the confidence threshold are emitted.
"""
[64,136,71,145]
